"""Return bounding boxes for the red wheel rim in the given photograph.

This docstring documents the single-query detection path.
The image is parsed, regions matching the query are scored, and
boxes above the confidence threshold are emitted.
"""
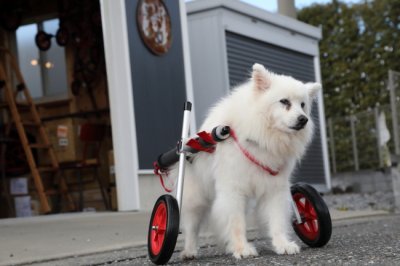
[150,202,167,255]
[293,193,319,240]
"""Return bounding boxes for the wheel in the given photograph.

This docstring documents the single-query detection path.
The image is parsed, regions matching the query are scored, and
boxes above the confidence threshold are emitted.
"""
[56,27,69,46]
[291,183,332,247]
[35,31,52,51]
[148,194,180,265]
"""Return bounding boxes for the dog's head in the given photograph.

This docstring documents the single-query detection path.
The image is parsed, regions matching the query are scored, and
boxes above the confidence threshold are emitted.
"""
[251,63,321,134]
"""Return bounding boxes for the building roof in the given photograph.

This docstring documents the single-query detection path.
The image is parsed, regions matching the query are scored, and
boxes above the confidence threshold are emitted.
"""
[186,0,322,40]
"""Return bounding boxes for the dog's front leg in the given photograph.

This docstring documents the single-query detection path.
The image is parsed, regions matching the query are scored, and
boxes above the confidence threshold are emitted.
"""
[259,187,300,255]
[180,171,207,260]
[180,204,205,260]
[211,191,258,259]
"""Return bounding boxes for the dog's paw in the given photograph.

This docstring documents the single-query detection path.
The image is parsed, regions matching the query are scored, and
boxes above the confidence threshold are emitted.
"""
[230,243,258,259]
[273,241,300,255]
[180,249,198,260]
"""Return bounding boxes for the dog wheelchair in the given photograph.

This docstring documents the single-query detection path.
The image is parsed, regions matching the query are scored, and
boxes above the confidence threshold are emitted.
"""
[148,102,332,265]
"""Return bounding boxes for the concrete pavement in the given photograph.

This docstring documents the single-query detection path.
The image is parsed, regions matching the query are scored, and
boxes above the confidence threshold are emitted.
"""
[0,209,391,266]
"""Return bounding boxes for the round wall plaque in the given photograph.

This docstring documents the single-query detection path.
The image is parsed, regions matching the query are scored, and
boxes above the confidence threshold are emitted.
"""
[136,0,172,56]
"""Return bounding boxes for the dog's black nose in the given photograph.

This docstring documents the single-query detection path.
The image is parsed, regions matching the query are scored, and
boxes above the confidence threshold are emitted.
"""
[297,115,308,126]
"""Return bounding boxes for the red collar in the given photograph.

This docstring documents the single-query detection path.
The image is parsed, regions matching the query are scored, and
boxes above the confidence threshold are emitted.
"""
[230,129,279,176]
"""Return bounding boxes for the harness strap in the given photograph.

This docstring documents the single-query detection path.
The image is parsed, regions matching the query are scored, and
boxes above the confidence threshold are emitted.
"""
[153,162,173,192]
[230,129,279,176]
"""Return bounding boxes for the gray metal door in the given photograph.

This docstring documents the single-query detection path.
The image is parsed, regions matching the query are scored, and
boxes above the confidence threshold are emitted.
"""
[226,31,325,185]
[125,0,187,169]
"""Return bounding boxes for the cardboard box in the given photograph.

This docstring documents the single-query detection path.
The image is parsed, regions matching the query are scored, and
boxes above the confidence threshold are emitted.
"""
[30,199,40,216]
[72,188,107,211]
[43,118,85,162]
[14,196,32,217]
[9,177,28,195]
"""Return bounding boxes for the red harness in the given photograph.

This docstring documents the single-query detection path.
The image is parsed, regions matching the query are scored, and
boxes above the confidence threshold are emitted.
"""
[229,129,279,176]
[155,128,279,192]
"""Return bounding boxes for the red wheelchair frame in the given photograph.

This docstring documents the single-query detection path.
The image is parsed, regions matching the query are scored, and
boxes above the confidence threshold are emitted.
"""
[147,102,332,264]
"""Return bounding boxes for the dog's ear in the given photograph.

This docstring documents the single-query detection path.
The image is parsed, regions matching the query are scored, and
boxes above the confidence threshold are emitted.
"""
[305,82,321,100]
[252,63,271,91]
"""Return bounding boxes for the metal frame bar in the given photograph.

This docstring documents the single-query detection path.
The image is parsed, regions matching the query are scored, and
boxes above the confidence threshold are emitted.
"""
[291,197,302,224]
[176,105,192,212]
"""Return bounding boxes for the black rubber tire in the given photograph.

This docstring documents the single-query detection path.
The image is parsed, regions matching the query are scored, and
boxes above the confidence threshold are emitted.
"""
[148,194,180,265]
[291,183,332,247]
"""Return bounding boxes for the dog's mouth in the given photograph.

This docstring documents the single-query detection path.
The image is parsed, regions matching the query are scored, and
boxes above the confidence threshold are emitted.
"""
[290,123,307,131]
[290,124,306,131]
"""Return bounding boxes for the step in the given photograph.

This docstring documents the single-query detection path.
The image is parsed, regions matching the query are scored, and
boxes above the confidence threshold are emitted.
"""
[29,143,52,149]
[37,166,58,172]
[21,121,41,127]
[15,102,31,111]
[10,120,40,127]
[0,102,31,110]
[45,188,69,196]
[45,189,59,196]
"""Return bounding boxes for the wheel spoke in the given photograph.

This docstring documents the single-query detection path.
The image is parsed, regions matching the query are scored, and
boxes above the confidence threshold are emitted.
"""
[304,221,312,232]
[311,219,319,233]
[302,198,317,220]
[309,206,318,219]
[305,198,311,213]
[295,197,306,213]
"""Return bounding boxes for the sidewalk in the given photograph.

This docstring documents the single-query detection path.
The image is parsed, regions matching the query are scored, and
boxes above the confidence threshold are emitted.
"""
[0,209,390,266]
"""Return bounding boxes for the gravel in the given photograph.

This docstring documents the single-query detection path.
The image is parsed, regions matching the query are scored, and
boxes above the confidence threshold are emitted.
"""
[323,190,395,212]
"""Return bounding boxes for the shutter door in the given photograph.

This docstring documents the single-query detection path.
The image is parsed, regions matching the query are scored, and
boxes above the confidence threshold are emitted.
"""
[226,31,325,185]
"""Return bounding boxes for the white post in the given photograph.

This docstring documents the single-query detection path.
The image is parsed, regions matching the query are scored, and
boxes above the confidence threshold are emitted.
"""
[277,0,297,18]
[314,56,331,190]
[392,166,400,213]
[389,70,400,155]
[100,0,140,211]
[327,118,337,174]
[374,107,383,168]
[350,115,359,171]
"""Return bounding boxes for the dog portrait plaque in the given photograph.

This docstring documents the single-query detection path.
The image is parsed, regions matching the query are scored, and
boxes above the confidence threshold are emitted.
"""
[136,0,172,56]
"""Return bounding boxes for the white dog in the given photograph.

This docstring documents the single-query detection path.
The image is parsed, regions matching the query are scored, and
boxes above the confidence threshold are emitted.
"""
[179,63,321,259]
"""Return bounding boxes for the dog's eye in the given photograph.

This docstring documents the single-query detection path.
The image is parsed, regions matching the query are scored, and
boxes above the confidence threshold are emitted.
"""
[301,102,305,108]
[280,99,290,106]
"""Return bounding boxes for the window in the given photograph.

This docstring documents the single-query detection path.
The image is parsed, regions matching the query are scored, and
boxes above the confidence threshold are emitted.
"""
[16,18,68,99]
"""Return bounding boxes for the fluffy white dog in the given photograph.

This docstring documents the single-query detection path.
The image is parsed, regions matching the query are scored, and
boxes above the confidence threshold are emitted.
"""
[179,63,321,259]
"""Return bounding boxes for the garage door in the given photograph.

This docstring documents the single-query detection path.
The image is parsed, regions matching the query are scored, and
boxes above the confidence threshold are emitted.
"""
[226,31,325,185]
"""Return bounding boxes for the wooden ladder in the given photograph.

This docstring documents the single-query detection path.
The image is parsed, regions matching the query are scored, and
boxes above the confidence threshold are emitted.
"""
[0,47,75,214]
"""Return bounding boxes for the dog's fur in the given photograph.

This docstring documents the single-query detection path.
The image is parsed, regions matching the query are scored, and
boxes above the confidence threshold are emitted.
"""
[178,63,321,259]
